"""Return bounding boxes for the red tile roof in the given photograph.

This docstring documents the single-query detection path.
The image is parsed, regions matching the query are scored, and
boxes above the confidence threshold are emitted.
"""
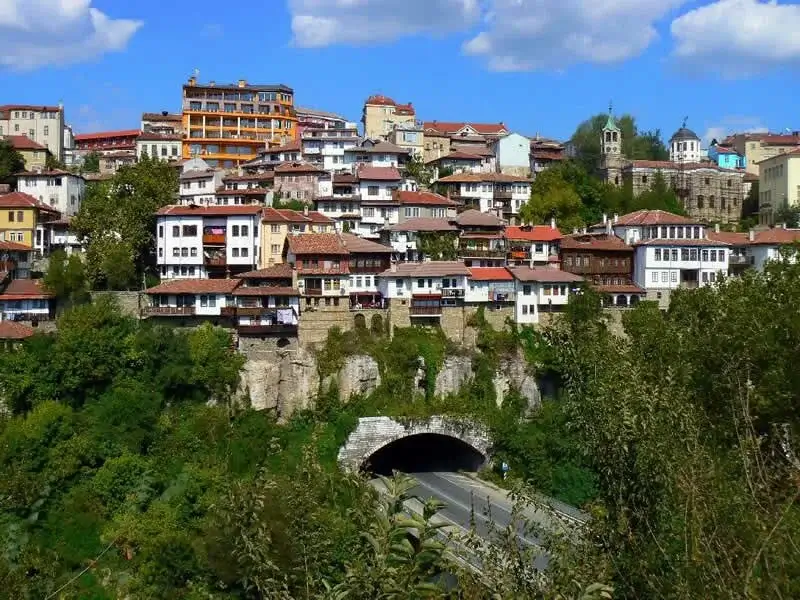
[437,172,530,183]
[379,261,471,277]
[262,207,333,223]
[628,160,740,173]
[0,320,36,340]
[509,267,583,283]
[505,225,562,242]
[469,267,513,281]
[156,205,262,216]
[16,168,78,178]
[387,218,458,232]
[455,209,505,228]
[145,278,240,295]
[423,122,508,136]
[74,129,141,141]
[333,173,359,184]
[2,135,47,151]
[593,284,646,295]
[394,190,457,206]
[137,132,181,142]
[223,173,275,182]
[358,166,402,181]
[707,231,749,245]
[761,135,800,145]
[0,192,59,213]
[236,264,293,279]
[604,210,700,227]
[365,94,399,106]
[340,233,394,254]
[560,233,631,251]
[233,286,299,297]
[0,241,33,252]
[0,279,53,299]
[260,139,302,154]
[750,228,800,246]
[287,233,348,255]
[274,161,326,174]
[0,104,61,113]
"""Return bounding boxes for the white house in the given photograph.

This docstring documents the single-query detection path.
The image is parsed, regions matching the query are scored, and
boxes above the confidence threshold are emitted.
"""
[356,166,402,238]
[747,227,800,271]
[179,160,224,206]
[508,267,583,325]
[493,133,532,177]
[377,262,470,318]
[344,140,408,172]
[0,278,54,322]
[593,210,730,305]
[144,278,240,318]
[301,125,360,171]
[436,172,531,219]
[505,222,562,266]
[383,218,458,262]
[136,133,181,162]
[155,205,262,279]
[15,169,85,217]
[465,267,516,304]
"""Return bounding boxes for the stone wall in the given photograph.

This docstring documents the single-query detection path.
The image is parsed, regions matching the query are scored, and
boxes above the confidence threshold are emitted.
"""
[298,302,360,347]
[237,334,298,360]
[337,415,490,472]
[90,291,143,317]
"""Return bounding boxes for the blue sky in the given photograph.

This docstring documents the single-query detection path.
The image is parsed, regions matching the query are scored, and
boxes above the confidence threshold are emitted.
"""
[1,0,799,144]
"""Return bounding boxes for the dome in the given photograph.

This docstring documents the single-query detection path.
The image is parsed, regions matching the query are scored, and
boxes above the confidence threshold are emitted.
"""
[670,127,700,142]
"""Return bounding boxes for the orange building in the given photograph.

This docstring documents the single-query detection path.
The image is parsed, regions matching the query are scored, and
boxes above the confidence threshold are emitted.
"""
[181,76,297,168]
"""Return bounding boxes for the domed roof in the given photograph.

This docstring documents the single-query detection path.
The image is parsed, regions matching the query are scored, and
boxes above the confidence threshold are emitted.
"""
[670,127,700,142]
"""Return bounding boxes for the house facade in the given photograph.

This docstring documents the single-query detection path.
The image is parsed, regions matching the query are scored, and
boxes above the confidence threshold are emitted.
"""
[436,172,531,221]
[377,261,470,321]
[361,95,416,140]
[260,207,334,266]
[382,218,458,262]
[285,233,351,307]
[493,133,532,177]
[16,170,85,217]
[757,149,800,225]
[505,223,562,266]
[508,267,583,325]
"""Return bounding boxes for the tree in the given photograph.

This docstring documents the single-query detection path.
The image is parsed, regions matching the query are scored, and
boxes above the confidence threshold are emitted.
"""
[404,153,433,187]
[43,250,90,304]
[72,155,178,289]
[0,138,25,183]
[519,168,584,231]
[45,153,66,171]
[569,113,669,171]
[632,170,685,214]
[81,151,101,173]
[417,231,458,260]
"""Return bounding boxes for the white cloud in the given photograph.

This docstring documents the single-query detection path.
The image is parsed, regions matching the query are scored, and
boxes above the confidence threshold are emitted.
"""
[0,0,142,70]
[702,116,768,145]
[289,0,481,47]
[671,0,800,77]
[463,0,687,71]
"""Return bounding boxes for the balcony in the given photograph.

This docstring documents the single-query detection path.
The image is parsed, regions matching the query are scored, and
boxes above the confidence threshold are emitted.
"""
[203,233,226,245]
[493,191,513,200]
[144,306,196,316]
[220,306,269,317]
[410,305,442,316]
[459,248,507,258]
[305,288,323,296]
[204,255,227,266]
[728,254,749,265]
[441,288,465,298]
[237,323,298,335]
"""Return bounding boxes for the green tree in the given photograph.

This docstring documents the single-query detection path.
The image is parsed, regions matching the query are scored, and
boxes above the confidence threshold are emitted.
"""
[520,168,584,230]
[0,138,25,183]
[417,231,458,260]
[72,155,177,288]
[43,250,91,304]
[631,170,685,214]
[81,151,101,173]
[570,113,668,171]
[404,153,433,187]
[45,154,66,171]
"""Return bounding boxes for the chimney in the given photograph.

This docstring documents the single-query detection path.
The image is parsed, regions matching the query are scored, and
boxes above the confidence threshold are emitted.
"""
[748,229,755,242]
[550,216,556,229]
[238,79,247,88]
[303,205,309,216]
[613,213,619,223]
[714,223,720,233]
[188,76,196,86]
[602,213,607,225]
[606,220,612,235]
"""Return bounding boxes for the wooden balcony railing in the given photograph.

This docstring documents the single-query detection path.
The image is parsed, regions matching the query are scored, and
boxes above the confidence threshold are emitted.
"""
[220,306,271,317]
[459,248,507,258]
[203,233,226,245]
[305,288,323,296]
[144,306,196,316]
[410,305,442,316]
[237,323,298,335]
[441,288,465,298]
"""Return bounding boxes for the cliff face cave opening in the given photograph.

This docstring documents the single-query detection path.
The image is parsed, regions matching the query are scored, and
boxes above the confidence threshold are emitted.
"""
[363,433,486,476]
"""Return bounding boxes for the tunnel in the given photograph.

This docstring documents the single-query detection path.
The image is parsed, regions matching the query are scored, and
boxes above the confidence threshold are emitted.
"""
[362,433,487,476]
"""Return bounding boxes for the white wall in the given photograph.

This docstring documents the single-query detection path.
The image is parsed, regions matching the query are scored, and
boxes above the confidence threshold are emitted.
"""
[670,138,702,163]
[17,173,85,217]
[495,133,531,169]
[636,245,728,289]
[179,175,220,205]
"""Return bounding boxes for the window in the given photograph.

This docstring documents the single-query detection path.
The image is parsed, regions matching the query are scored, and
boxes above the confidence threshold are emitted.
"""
[417,278,425,288]
[662,271,669,283]
[652,271,659,282]
[172,248,179,257]
[271,224,280,233]
[702,249,709,261]
[702,272,708,283]
[232,248,240,257]
[7,211,13,222]
[670,272,677,282]
[271,244,281,254]
[543,285,551,296]
[522,305,528,315]
[689,249,698,261]
[534,243,544,253]
[710,250,717,261]
[367,186,379,196]
[671,249,678,261]
[363,207,375,217]
[654,249,661,261]
[181,247,188,257]
[241,248,248,257]
[201,295,208,307]
[232,225,240,236]
[158,248,163,257]
[709,272,716,282]
[43,126,48,136]
[209,295,216,307]
[718,250,725,262]
[182,224,197,236]
[190,248,198,257]
[681,249,689,261]
[241,225,249,236]
[172,225,180,237]
[522,285,531,296]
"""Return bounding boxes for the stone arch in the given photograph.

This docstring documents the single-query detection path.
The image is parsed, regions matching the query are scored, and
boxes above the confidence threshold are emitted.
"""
[616,294,628,307]
[338,416,490,473]
[354,313,367,329]
[370,313,383,334]
[630,295,640,306]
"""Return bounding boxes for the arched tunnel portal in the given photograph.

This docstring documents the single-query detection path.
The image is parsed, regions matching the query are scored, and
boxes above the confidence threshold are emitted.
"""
[363,433,487,476]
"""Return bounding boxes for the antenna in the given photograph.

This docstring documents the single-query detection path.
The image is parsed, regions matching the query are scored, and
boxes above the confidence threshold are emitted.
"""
[682,115,688,129]
[608,100,613,115]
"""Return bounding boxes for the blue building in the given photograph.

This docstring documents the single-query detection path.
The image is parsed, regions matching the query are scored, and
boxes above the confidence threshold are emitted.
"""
[708,144,746,170]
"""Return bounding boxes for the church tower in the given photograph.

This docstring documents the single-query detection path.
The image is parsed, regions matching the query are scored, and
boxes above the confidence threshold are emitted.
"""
[600,103,624,186]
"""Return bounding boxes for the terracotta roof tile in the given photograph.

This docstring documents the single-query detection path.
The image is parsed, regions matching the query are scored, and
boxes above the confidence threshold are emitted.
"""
[601,209,700,227]
[427,151,484,162]
[287,233,348,255]
[145,278,240,295]
[437,172,530,183]
[378,261,471,277]
[509,267,583,283]
[0,241,33,252]
[455,209,505,228]
[274,161,326,174]
[357,166,402,181]
[628,160,741,173]
[180,169,217,181]
[707,231,749,245]
[74,129,140,141]
[156,205,262,216]
[560,233,631,251]
[750,228,800,246]
[0,192,59,213]
[0,320,36,339]
[423,121,508,136]
[262,139,302,153]
[340,233,394,254]
[2,135,47,151]
[0,279,53,299]
[233,286,299,296]
[0,104,61,113]
[262,207,332,223]
[365,94,399,106]
[223,173,274,182]
[333,173,359,184]
[394,190,457,206]
[236,264,293,279]
[215,188,269,197]
[505,225,562,242]
[142,112,182,122]
[468,267,513,281]
[387,218,458,232]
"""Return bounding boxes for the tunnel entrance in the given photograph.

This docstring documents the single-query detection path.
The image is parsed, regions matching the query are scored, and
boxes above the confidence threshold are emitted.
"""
[362,433,486,476]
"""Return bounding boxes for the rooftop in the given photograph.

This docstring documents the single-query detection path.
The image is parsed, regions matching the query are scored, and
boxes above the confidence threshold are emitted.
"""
[0,320,36,340]
[357,166,402,181]
[437,172,531,183]
[262,207,332,224]
[142,112,182,122]
[74,129,141,141]
[468,267,513,281]
[0,279,53,300]
[455,209,505,228]
[146,278,241,295]
[185,79,293,93]
[274,161,327,174]
[233,286,299,297]
[156,205,262,216]
[598,210,701,227]
[340,233,394,254]
[423,121,508,136]
[394,190,457,206]
[509,267,583,283]
[236,263,293,279]
[560,233,632,251]
[0,192,59,213]
[505,225,562,242]
[379,261,471,278]
[179,168,217,181]
[2,135,47,151]
[287,233,348,255]
[749,227,800,246]
[386,218,458,233]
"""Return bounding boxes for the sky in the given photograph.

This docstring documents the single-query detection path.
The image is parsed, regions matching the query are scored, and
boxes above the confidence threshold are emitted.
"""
[1,0,799,145]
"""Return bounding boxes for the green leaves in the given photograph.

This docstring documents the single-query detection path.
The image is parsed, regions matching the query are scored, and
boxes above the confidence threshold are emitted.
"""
[0,139,24,183]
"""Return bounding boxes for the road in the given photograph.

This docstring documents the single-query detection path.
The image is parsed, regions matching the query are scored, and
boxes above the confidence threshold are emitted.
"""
[372,471,582,571]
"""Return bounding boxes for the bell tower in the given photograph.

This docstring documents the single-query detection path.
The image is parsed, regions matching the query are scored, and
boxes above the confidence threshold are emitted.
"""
[600,102,623,186]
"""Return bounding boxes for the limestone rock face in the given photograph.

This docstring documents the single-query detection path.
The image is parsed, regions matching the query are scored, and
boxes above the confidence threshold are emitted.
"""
[336,355,381,400]
[434,356,473,397]
[276,349,319,420]
[493,351,540,408]
[236,359,281,411]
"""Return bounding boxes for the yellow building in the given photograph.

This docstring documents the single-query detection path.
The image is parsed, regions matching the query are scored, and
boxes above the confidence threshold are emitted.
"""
[182,77,297,168]
[361,95,416,140]
[0,191,58,249]
[2,135,50,171]
[260,207,334,267]
[758,148,800,225]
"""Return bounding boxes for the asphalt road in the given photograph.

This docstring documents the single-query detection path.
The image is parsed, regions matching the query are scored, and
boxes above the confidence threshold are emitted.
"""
[407,471,551,570]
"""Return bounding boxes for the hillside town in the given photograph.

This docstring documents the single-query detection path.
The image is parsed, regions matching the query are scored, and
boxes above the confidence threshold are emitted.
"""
[0,78,799,345]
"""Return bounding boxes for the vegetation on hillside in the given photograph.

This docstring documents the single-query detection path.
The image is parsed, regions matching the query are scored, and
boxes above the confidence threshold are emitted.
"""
[0,138,25,183]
